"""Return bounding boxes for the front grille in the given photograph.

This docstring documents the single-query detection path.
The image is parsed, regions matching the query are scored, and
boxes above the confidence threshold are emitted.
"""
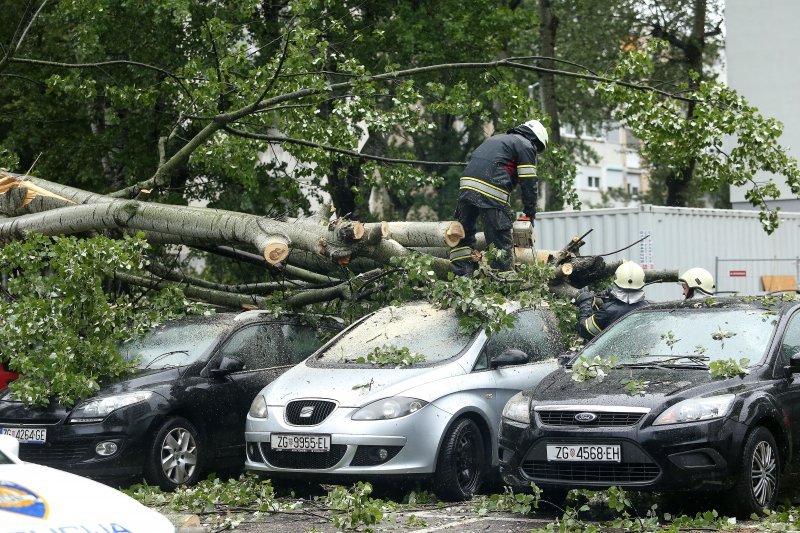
[18,441,90,465]
[522,460,660,483]
[260,443,347,469]
[285,400,336,426]
[537,411,645,427]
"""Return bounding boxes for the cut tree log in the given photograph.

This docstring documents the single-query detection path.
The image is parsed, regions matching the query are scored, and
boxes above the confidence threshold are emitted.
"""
[385,221,465,248]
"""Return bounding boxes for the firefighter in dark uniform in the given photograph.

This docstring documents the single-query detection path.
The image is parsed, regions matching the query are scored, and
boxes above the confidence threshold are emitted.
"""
[450,119,549,277]
[576,261,648,341]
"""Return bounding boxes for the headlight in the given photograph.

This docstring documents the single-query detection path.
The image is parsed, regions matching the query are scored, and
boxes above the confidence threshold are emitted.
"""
[69,391,153,423]
[502,392,531,424]
[653,394,735,426]
[249,395,268,418]
[351,397,428,421]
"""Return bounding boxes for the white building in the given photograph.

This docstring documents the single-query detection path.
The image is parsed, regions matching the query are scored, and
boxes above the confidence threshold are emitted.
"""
[726,0,800,211]
[560,125,648,210]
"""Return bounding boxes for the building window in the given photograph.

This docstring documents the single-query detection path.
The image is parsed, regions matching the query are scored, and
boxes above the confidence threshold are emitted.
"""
[587,176,600,189]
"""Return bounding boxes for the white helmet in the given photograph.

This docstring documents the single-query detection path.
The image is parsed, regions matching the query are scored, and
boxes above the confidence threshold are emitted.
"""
[522,119,548,151]
[614,261,645,290]
[679,267,715,296]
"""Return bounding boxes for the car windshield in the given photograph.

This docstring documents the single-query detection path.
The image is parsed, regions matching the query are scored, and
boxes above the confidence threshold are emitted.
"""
[581,308,776,366]
[119,321,229,369]
[317,302,473,365]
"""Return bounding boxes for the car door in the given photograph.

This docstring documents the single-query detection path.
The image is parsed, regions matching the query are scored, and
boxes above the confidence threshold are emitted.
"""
[774,310,800,471]
[208,322,285,454]
[485,309,565,419]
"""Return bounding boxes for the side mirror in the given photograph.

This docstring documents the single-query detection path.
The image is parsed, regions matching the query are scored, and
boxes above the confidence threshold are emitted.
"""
[557,354,574,367]
[211,356,244,377]
[787,353,800,374]
[490,349,529,369]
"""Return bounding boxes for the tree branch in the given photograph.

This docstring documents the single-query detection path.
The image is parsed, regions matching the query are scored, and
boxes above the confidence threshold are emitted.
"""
[108,58,699,199]
[223,126,466,167]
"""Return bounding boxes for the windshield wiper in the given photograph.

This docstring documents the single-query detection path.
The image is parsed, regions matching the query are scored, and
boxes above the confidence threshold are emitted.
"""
[142,350,189,369]
[621,355,710,369]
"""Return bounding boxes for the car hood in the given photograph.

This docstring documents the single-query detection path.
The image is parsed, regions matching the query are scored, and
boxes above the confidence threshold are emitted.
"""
[99,367,184,395]
[263,361,463,407]
[530,365,718,410]
[0,463,174,532]
[0,368,180,421]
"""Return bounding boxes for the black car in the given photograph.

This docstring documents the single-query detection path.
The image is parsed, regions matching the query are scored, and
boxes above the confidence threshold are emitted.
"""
[0,311,341,489]
[499,296,800,515]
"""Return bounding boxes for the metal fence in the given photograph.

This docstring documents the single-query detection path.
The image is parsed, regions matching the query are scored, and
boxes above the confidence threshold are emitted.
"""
[714,257,800,295]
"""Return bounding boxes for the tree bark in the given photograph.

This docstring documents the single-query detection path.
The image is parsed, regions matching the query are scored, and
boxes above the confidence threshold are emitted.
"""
[538,0,564,211]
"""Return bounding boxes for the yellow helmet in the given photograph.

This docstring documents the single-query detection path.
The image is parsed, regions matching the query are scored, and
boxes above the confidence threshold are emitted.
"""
[679,267,715,295]
[614,261,645,290]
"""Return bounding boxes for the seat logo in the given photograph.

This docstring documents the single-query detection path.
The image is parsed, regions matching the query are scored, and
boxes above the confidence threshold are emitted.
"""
[574,412,597,423]
[299,406,315,418]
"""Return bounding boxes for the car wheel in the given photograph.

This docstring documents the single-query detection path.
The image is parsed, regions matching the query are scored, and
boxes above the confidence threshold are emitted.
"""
[144,417,204,490]
[725,426,780,516]
[433,418,486,501]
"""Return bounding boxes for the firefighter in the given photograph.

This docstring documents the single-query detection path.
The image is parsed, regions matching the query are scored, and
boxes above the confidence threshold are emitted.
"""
[576,261,648,341]
[449,119,548,276]
[679,267,716,299]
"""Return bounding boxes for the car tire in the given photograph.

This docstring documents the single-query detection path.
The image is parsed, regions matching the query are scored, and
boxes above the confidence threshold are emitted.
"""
[433,418,486,501]
[144,417,204,491]
[725,426,780,516]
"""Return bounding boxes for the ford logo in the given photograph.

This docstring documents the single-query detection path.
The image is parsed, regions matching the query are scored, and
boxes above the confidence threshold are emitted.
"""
[574,412,597,423]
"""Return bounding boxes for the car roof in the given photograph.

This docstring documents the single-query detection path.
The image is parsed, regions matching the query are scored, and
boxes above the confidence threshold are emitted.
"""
[634,295,800,314]
[158,310,344,330]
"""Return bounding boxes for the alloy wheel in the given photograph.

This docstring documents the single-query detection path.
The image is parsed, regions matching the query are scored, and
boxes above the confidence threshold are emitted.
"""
[160,427,198,484]
[751,440,778,507]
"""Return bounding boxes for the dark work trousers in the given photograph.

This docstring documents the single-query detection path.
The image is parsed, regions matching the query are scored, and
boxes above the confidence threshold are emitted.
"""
[450,199,515,277]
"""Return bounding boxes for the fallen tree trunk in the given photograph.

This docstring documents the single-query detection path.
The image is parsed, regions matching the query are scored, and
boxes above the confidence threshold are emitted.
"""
[0,170,680,311]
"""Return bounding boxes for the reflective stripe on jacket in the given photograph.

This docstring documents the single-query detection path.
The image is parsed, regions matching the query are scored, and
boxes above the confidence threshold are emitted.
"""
[457,133,538,217]
[576,289,648,341]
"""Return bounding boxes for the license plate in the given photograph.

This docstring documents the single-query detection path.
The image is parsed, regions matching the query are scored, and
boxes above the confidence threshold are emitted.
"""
[271,434,330,452]
[546,444,621,462]
[1,426,47,444]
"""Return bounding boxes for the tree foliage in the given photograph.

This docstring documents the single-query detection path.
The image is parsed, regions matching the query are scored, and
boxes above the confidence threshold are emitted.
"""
[0,234,199,406]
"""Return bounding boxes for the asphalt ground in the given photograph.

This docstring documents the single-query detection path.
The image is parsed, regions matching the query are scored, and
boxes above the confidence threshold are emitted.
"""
[162,483,767,533]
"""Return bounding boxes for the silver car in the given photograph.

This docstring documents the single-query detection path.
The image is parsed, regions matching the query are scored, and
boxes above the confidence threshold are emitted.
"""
[244,301,565,500]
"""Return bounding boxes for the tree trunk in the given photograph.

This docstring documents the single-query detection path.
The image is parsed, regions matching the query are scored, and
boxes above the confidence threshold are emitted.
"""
[665,0,707,207]
[538,0,564,211]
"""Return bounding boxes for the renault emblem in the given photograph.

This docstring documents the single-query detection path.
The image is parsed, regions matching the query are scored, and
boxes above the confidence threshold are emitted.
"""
[575,412,597,423]
[299,406,315,418]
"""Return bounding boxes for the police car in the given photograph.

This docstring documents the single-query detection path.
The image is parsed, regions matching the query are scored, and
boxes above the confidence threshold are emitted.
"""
[0,434,174,533]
